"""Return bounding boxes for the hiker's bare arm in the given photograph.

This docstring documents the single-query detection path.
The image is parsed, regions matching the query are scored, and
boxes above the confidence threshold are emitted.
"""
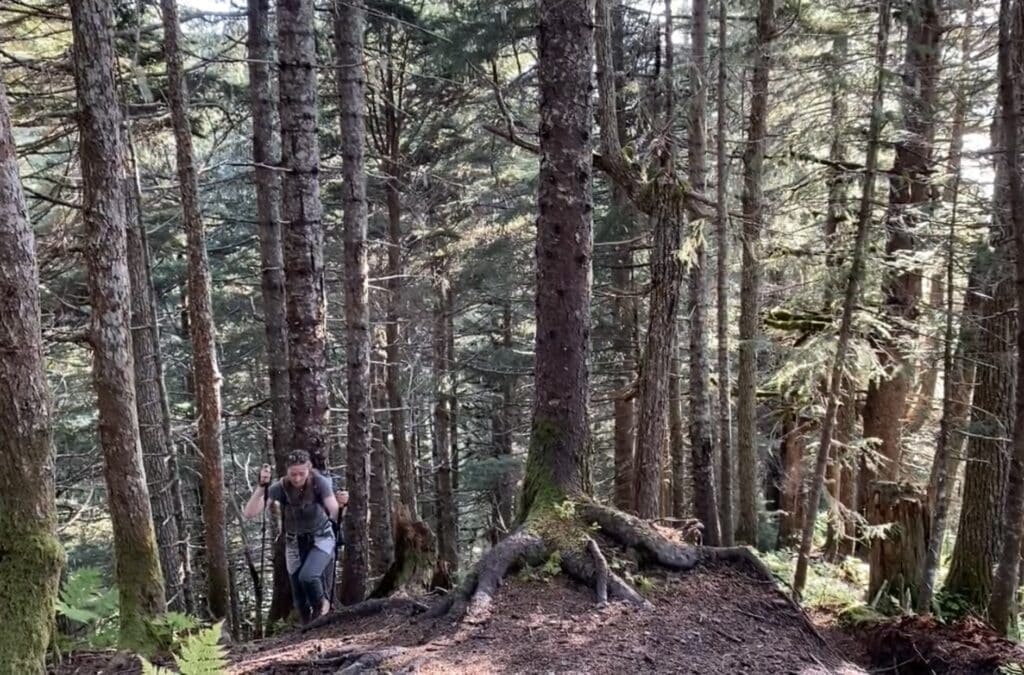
[324,493,340,522]
[242,465,274,519]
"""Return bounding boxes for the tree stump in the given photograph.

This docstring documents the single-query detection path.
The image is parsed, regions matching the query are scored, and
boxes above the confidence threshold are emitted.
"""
[867,481,929,609]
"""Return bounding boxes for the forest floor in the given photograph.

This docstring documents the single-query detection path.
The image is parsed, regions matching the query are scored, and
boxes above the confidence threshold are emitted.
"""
[51,557,1024,674]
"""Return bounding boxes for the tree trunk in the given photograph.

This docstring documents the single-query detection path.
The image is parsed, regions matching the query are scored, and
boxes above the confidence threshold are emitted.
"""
[70,0,167,647]
[715,0,734,545]
[597,0,637,513]
[792,0,890,594]
[687,0,719,544]
[669,352,686,518]
[918,178,963,612]
[945,88,1015,618]
[905,274,945,433]
[987,0,1024,633]
[777,416,805,548]
[247,0,290,468]
[334,0,371,606]
[521,0,594,515]
[432,267,458,579]
[279,0,329,469]
[735,0,774,545]
[0,72,64,673]
[861,0,941,483]
[159,0,230,622]
[492,301,517,539]
[124,134,185,612]
[633,1,692,525]
[867,482,929,610]
[370,344,394,576]
[247,0,293,623]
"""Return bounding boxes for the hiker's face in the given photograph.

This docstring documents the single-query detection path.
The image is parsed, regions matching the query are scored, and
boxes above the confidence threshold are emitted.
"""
[286,462,311,487]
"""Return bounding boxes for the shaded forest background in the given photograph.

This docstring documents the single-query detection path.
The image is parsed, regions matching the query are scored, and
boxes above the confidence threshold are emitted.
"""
[3,0,1024,665]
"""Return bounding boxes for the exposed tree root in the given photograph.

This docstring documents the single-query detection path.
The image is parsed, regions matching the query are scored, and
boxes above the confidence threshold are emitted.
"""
[418,500,826,654]
[579,503,701,570]
[451,530,549,623]
[561,536,651,608]
[302,598,429,633]
[272,646,406,672]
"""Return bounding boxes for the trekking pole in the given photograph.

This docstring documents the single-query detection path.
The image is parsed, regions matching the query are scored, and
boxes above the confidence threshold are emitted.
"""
[258,470,269,634]
[329,506,346,610]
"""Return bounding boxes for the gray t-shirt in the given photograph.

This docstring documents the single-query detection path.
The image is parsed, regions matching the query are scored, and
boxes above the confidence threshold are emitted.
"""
[267,472,337,571]
[266,471,336,506]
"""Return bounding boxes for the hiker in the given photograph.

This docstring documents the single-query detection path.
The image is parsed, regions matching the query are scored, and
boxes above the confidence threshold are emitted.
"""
[243,450,348,623]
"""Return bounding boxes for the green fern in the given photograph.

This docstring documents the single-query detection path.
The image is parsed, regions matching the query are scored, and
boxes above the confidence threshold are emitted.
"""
[140,622,227,675]
[175,622,227,674]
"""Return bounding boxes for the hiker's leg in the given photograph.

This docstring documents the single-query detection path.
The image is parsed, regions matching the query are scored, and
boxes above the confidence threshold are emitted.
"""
[286,543,311,622]
[297,548,332,616]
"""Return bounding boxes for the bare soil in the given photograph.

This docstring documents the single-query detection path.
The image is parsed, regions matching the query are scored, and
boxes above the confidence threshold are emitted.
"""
[49,564,1024,674]
[230,562,865,674]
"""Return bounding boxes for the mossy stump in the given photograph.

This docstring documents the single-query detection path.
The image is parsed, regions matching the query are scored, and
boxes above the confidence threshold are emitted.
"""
[867,481,929,610]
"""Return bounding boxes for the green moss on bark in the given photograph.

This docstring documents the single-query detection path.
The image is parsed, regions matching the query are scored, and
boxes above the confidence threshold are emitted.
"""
[519,420,570,521]
[0,532,64,674]
[115,541,168,653]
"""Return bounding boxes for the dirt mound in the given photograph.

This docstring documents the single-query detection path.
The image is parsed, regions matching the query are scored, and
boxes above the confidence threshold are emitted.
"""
[231,562,866,674]
[863,615,1024,674]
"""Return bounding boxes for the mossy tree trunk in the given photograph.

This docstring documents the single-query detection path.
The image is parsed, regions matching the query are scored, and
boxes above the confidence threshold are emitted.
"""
[159,0,231,622]
[867,482,929,610]
[0,71,64,675]
[520,0,595,517]
[70,0,167,648]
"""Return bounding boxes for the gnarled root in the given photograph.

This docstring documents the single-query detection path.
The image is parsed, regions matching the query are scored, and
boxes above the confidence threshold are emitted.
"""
[580,503,700,570]
[428,530,548,623]
[302,597,429,633]
[561,536,651,608]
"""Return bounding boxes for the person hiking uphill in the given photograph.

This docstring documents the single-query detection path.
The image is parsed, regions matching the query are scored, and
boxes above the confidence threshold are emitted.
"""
[243,449,348,623]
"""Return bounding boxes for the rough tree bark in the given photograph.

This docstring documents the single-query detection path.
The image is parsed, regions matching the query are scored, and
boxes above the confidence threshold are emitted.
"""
[491,301,517,539]
[370,340,394,576]
[777,416,806,548]
[633,0,694,527]
[597,0,637,513]
[519,0,595,519]
[861,0,941,483]
[792,0,890,595]
[243,0,288,467]
[735,0,774,545]
[246,0,294,623]
[279,0,329,469]
[124,137,186,612]
[159,0,230,622]
[370,24,418,518]
[820,34,851,560]
[70,0,167,647]
[247,0,291,468]
[918,175,962,612]
[669,351,686,518]
[432,265,459,580]
[687,0,719,544]
[334,0,371,606]
[0,71,64,673]
[988,0,1024,634]
[942,247,1006,611]
[714,0,734,546]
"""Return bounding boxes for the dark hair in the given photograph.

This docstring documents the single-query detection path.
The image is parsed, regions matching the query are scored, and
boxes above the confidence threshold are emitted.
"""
[286,449,311,467]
